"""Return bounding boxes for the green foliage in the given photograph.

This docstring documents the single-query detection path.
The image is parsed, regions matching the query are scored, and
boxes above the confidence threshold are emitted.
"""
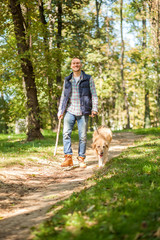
[32,128,160,240]
[0,0,160,132]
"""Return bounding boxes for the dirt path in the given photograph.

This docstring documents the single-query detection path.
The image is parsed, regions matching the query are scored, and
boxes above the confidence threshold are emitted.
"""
[0,132,142,240]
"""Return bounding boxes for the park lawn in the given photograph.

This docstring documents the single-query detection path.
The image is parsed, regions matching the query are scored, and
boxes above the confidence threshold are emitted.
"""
[0,130,93,167]
[0,130,57,167]
[32,128,160,240]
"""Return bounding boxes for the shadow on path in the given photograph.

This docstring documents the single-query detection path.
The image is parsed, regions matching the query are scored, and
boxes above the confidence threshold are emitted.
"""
[0,132,143,240]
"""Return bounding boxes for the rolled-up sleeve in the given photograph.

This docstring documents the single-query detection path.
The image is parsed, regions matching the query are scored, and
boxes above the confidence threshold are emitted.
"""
[89,77,98,112]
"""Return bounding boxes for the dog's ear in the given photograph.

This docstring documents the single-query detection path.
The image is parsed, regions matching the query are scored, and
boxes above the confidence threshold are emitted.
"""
[106,143,109,148]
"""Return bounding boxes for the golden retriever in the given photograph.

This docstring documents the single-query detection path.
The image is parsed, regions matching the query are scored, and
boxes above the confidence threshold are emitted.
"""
[92,126,112,167]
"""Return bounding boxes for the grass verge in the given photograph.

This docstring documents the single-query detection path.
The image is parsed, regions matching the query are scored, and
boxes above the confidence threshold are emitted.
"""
[32,128,160,240]
[0,130,93,167]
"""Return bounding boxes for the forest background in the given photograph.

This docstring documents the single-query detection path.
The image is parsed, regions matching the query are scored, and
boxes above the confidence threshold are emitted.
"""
[0,0,160,141]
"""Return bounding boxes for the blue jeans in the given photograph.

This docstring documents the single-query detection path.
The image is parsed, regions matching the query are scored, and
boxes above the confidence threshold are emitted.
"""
[63,112,89,158]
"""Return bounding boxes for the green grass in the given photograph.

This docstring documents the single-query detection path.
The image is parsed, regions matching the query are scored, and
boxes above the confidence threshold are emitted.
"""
[0,131,56,167]
[32,128,160,240]
[0,130,93,167]
[115,127,160,137]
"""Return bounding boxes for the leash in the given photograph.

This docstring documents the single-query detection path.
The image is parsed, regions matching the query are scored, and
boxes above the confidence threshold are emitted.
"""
[54,117,62,156]
[93,115,99,134]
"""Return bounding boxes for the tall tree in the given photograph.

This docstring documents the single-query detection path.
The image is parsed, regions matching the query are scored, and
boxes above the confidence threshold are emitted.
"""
[120,0,130,129]
[95,0,102,37]
[9,0,43,140]
[0,90,9,133]
[1,0,159,132]
[142,2,151,128]
[38,0,56,130]
[149,0,160,125]
[54,0,63,128]
[95,0,104,125]
[56,0,62,84]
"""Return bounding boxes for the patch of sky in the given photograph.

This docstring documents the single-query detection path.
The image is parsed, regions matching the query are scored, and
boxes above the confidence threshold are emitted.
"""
[84,0,140,49]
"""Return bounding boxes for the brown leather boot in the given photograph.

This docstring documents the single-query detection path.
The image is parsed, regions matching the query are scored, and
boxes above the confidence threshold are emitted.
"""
[77,156,87,168]
[61,155,73,167]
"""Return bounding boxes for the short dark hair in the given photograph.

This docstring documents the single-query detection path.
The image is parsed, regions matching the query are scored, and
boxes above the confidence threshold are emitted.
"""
[71,57,82,63]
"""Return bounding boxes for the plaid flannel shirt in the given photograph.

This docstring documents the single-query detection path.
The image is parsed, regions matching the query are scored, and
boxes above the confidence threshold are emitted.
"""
[58,72,98,116]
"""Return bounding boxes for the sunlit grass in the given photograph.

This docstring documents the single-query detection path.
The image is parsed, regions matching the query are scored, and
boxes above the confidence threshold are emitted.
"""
[0,130,93,167]
[0,131,57,167]
[32,128,160,240]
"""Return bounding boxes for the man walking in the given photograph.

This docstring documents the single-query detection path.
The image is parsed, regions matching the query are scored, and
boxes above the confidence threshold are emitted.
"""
[58,57,98,168]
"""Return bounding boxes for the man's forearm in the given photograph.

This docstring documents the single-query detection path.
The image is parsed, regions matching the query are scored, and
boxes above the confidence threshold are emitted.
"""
[89,77,98,113]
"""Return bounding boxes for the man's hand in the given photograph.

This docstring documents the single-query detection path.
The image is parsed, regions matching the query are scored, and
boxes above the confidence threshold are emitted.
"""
[90,111,97,118]
[58,114,63,119]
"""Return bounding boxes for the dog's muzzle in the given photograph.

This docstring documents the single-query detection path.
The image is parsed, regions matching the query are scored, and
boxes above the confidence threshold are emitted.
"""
[99,152,103,157]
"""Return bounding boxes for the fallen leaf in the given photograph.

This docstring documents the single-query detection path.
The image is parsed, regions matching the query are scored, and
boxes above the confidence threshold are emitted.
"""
[86,205,95,213]
[134,232,143,240]
[154,227,160,238]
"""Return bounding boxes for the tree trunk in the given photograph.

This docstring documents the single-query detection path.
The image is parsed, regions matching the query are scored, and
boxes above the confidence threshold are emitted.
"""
[120,0,130,129]
[52,0,63,130]
[95,0,102,38]
[38,0,56,130]
[144,88,151,128]
[0,91,8,133]
[156,0,160,125]
[95,0,105,126]
[142,3,151,128]
[149,0,160,126]
[9,0,43,141]
[56,0,62,84]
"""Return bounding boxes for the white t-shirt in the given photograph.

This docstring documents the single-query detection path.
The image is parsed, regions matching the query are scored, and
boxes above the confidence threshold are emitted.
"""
[74,76,80,84]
